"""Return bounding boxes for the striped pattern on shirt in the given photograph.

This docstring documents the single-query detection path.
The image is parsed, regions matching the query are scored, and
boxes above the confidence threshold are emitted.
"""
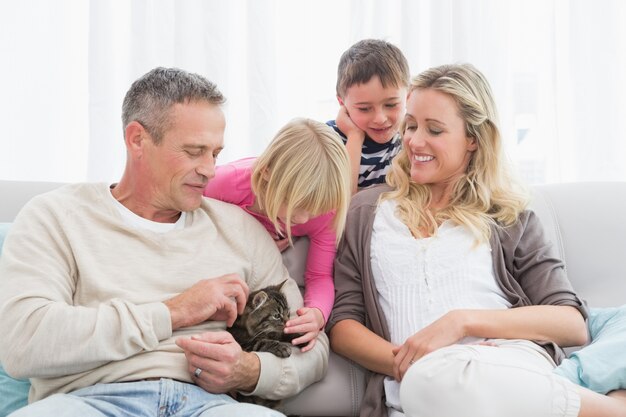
[327,120,402,189]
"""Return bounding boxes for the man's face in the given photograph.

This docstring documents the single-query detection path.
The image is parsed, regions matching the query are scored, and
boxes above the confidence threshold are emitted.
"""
[143,101,225,214]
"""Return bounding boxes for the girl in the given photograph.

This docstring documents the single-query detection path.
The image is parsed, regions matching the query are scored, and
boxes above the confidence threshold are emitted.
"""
[204,118,351,351]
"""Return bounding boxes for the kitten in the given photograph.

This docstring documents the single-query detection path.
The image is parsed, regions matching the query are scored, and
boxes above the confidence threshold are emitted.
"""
[228,280,303,409]
[228,280,301,357]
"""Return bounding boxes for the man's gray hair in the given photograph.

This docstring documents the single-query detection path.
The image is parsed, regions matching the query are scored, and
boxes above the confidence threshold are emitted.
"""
[122,67,226,144]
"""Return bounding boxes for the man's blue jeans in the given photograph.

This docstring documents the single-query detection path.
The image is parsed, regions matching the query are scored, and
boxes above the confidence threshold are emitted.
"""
[9,378,284,417]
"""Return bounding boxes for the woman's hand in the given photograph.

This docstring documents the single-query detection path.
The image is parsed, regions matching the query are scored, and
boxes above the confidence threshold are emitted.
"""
[392,310,467,381]
[284,307,325,352]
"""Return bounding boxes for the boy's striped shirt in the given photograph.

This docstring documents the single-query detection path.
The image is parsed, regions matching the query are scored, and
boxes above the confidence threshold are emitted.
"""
[327,120,402,189]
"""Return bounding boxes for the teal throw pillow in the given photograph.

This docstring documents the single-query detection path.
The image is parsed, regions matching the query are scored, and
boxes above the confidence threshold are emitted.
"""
[554,305,626,394]
[0,365,29,417]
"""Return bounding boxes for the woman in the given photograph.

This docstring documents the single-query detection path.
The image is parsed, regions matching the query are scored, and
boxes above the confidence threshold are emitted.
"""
[327,64,626,417]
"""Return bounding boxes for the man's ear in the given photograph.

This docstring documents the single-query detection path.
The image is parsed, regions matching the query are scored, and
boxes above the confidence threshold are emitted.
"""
[337,95,344,106]
[124,121,147,153]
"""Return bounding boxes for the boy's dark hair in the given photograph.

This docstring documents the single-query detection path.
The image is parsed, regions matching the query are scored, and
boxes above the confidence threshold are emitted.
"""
[122,67,225,144]
[336,39,410,97]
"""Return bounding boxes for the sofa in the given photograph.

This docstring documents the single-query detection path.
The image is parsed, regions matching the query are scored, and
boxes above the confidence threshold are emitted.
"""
[1,180,626,417]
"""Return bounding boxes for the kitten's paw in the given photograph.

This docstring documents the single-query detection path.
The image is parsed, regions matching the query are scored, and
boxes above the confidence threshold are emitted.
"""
[254,340,293,358]
[275,342,292,358]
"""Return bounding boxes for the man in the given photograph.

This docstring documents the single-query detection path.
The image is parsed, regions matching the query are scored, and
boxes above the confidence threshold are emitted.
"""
[0,67,328,416]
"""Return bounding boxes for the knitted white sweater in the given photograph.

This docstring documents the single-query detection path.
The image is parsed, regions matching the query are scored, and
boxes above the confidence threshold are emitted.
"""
[0,183,328,402]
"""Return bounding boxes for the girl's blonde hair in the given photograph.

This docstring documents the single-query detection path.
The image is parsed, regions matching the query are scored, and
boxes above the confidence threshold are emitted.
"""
[383,63,530,242]
[251,118,351,245]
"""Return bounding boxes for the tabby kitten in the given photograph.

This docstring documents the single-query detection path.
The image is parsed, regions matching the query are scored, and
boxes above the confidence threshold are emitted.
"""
[228,280,300,358]
[228,280,303,409]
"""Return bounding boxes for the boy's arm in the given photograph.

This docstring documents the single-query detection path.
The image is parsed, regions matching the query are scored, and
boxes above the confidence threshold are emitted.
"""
[336,106,364,194]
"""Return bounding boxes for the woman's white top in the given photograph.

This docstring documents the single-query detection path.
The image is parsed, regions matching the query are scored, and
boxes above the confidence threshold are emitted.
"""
[371,199,512,412]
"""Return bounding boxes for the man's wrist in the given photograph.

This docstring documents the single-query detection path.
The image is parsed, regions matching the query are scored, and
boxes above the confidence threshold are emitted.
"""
[163,300,182,330]
[237,351,261,393]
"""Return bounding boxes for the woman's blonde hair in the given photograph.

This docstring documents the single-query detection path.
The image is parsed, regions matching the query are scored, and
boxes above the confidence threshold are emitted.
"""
[251,118,351,245]
[383,63,530,242]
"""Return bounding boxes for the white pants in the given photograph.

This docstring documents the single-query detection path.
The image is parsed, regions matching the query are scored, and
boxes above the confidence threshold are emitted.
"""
[399,340,580,417]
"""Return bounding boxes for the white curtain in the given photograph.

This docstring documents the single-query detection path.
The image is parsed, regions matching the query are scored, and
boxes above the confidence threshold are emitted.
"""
[1,0,625,184]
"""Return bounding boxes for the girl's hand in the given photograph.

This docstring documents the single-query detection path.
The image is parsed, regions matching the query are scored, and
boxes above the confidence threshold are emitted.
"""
[391,310,467,381]
[284,307,325,352]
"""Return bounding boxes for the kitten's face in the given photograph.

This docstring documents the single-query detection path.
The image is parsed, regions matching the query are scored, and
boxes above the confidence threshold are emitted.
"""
[243,284,290,338]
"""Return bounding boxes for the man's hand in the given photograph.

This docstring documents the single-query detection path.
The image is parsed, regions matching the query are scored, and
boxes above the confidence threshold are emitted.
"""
[164,274,249,330]
[176,331,260,393]
[284,307,324,352]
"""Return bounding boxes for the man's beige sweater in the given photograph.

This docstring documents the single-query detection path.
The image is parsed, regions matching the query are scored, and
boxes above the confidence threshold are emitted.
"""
[0,183,328,402]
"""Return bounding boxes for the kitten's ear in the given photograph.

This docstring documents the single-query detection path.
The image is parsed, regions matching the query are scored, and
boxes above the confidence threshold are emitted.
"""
[277,280,288,291]
[251,291,269,311]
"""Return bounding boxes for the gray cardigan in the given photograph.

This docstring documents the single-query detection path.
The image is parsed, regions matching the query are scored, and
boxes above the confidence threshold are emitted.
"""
[327,185,587,417]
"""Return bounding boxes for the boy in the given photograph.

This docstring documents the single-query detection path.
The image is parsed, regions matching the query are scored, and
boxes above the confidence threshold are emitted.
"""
[327,39,410,194]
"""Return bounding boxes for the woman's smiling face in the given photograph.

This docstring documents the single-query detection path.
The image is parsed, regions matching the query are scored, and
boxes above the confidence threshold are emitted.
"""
[402,88,477,195]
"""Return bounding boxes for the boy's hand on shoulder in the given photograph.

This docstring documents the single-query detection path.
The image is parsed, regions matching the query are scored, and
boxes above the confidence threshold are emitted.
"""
[336,105,365,144]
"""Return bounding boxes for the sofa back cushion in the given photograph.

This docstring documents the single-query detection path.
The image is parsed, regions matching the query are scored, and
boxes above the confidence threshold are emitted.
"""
[531,183,626,308]
[0,181,64,222]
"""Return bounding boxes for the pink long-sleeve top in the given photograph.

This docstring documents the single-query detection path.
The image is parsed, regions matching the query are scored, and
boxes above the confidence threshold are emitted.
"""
[203,157,336,323]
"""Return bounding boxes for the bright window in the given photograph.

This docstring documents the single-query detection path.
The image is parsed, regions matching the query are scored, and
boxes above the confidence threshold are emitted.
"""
[1,0,624,184]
